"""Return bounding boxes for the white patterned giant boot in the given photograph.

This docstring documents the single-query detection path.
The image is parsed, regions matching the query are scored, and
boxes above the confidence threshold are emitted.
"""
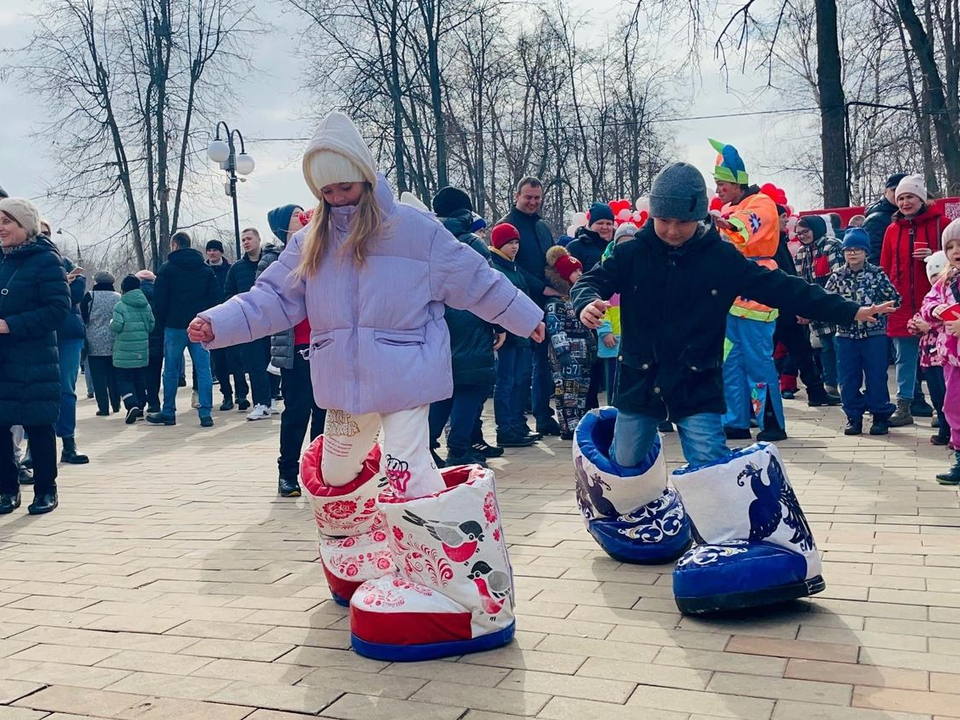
[300,436,394,606]
[349,465,515,661]
[671,442,824,614]
[574,408,691,564]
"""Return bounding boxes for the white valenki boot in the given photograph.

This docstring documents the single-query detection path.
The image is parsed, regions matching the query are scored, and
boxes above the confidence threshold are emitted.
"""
[574,408,691,564]
[671,442,824,614]
[349,465,515,661]
[300,437,394,606]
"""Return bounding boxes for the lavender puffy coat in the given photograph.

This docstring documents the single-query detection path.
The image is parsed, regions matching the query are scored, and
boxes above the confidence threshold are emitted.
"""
[200,176,543,414]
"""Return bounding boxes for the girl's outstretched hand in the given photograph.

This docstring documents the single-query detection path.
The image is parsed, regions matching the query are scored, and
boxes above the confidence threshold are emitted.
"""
[188,317,214,343]
[530,322,546,343]
[855,301,896,324]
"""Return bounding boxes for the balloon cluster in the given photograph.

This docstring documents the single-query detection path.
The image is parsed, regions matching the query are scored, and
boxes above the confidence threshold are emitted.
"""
[566,198,650,238]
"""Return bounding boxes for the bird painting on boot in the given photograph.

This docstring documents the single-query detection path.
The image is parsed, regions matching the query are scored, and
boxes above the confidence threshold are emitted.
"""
[402,510,485,563]
[468,560,512,615]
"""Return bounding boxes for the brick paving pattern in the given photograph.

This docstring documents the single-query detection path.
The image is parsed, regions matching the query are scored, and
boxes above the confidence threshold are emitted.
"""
[1,396,958,719]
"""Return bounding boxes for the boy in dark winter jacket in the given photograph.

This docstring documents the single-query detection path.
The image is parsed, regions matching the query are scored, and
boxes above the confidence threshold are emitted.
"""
[573,162,895,469]
[825,229,901,436]
[428,187,504,466]
[490,223,537,447]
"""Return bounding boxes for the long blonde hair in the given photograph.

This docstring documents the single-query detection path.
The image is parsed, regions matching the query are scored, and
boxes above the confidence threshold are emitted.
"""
[295,184,384,278]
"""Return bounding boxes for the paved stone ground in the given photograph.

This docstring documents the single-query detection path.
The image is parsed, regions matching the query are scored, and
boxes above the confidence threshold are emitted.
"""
[1,391,959,720]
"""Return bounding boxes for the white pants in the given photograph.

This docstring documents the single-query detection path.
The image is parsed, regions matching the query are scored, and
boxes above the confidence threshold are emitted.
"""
[11,426,24,462]
[321,406,444,498]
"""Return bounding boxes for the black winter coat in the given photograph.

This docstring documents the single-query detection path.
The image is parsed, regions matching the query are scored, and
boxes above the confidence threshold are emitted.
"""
[571,222,860,421]
[490,250,532,348]
[207,259,231,296]
[139,279,163,357]
[37,239,86,341]
[224,254,260,299]
[863,197,897,265]
[441,214,497,387]
[500,207,555,305]
[566,227,608,273]
[0,238,70,425]
[153,248,221,330]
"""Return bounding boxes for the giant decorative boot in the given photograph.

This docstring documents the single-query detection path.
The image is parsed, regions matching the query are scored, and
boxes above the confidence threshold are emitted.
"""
[671,442,824,614]
[350,465,515,662]
[300,437,394,606]
[573,407,691,564]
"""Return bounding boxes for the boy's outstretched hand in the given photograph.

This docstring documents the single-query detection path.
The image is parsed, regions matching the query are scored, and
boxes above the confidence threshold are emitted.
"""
[188,317,215,343]
[530,322,546,343]
[580,300,611,330]
[854,301,896,324]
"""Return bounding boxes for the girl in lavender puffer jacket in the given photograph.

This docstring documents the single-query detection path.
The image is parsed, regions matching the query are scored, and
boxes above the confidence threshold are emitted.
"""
[190,113,544,498]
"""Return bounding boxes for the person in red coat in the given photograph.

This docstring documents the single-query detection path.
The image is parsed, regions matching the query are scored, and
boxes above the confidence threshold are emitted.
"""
[880,174,944,426]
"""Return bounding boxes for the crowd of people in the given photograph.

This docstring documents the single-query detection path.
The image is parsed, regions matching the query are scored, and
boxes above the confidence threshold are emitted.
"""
[1,129,958,519]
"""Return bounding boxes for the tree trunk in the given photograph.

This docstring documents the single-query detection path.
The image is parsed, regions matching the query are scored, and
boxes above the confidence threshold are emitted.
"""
[899,0,960,194]
[815,0,849,207]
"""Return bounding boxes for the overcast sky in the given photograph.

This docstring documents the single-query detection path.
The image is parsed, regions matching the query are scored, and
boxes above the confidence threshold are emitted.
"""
[0,0,824,257]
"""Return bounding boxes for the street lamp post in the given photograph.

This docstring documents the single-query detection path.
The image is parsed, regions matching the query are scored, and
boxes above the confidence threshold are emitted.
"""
[56,227,82,266]
[207,122,255,260]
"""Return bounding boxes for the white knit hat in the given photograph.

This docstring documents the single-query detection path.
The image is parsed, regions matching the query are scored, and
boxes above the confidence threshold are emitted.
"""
[0,197,40,238]
[614,222,639,241]
[924,250,948,282]
[302,113,378,200]
[895,174,927,203]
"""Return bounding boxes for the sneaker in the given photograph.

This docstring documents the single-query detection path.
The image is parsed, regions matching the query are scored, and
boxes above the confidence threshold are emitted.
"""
[781,390,796,400]
[496,431,536,448]
[246,404,271,421]
[512,425,542,442]
[125,407,142,425]
[237,398,251,411]
[472,441,504,458]
[146,412,176,426]
[200,416,214,428]
[219,397,235,412]
[535,417,562,436]
[445,451,487,468]
[844,418,863,435]
[95,410,110,417]
[931,434,950,446]
[191,391,200,409]
[268,400,281,415]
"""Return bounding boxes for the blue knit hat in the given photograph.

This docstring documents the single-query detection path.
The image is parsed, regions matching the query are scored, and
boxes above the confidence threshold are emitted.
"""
[587,202,615,225]
[842,228,870,252]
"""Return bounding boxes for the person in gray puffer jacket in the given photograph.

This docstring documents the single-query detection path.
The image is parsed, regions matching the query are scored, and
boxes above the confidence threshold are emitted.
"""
[81,271,121,415]
[256,204,325,498]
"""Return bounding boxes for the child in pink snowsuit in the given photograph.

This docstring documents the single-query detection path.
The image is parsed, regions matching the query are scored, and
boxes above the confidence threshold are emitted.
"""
[920,224,960,484]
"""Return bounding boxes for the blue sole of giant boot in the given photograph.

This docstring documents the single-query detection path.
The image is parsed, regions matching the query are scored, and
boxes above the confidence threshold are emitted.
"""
[676,575,825,615]
[351,621,515,662]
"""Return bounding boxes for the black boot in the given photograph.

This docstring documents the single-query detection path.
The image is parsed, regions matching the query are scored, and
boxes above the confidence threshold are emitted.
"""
[936,451,960,486]
[869,416,890,436]
[278,476,301,498]
[911,395,934,418]
[535,416,562,436]
[219,395,235,412]
[844,418,863,435]
[28,491,58,515]
[724,426,752,440]
[18,464,33,485]
[658,421,675,433]
[0,493,21,514]
[60,437,89,465]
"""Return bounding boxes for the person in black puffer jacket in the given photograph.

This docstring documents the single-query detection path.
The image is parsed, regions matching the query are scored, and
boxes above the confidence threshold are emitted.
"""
[204,240,239,409]
[864,173,907,265]
[0,198,70,515]
[566,202,616,273]
[147,231,220,426]
[428,186,504,466]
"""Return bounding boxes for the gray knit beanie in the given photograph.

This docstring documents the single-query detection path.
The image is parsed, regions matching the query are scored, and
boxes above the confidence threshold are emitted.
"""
[649,163,708,222]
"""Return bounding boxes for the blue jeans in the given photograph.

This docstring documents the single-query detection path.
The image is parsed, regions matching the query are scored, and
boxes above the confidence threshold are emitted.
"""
[55,338,83,439]
[612,410,729,469]
[836,336,894,420]
[818,333,838,388]
[892,336,920,401]
[531,339,554,423]
[494,345,532,433]
[429,384,490,456]
[161,328,213,418]
[722,315,784,431]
